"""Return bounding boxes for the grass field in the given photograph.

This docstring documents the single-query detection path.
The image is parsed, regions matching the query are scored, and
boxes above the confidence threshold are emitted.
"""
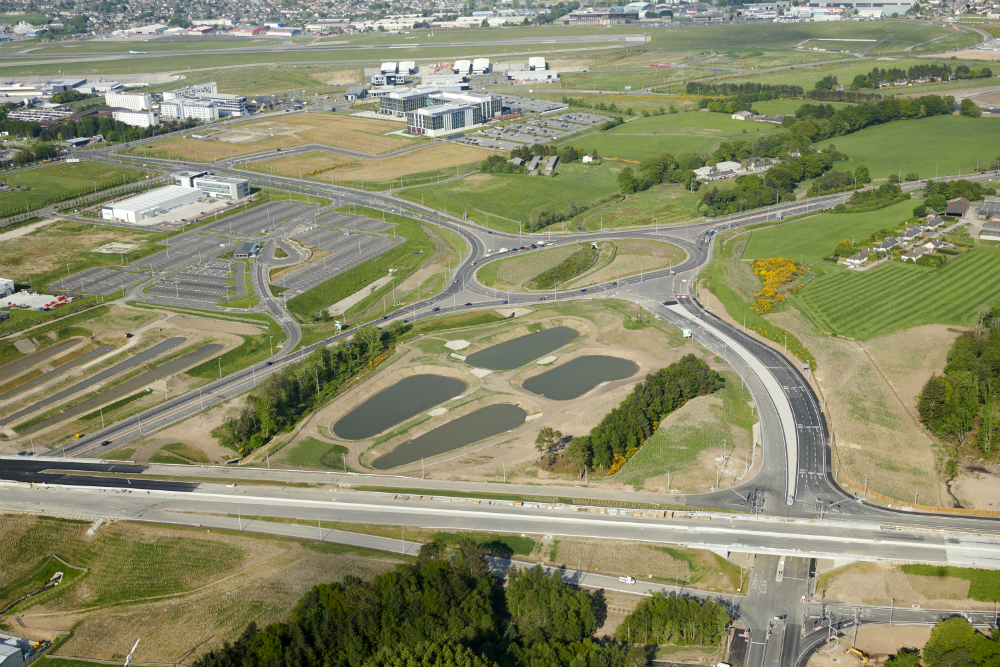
[284,436,350,470]
[830,115,1000,181]
[582,181,702,230]
[899,565,1000,602]
[479,244,578,289]
[401,163,622,234]
[0,162,151,214]
[742,200,916,264]
[29,38,284,55]
[566,239,686,287]
[250,144,484,189]
[126,114,420,162]
[586,111,785,162]
[615,371,754,491]
[798,246,1000,340]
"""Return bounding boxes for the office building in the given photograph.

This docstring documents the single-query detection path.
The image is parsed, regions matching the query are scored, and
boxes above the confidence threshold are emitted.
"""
[113,109,160,128]
[163,82,247,117]
[234,242,262,258]
[160,99,220,122]
[105,91,152,111]
[173,170,250,199]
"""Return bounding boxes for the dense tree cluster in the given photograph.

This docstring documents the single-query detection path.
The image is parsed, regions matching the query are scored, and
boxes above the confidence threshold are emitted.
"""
[0,101,199,144]
[12,142,58,166]
[566,355,722,472]
[598,116,624,131]
[918,307,1000,455]
[789,95,954,143]
[191,543,720,667]
[481,154,526,175]
[884,617,1000,667]
[851,64,956,90]
[961,99,983,118]
[923,179,997,212]
[615,593,729,646]
[687,82,803,99]
[218,324,405,453]
[841,181,908,211]
[804,89,881,103]
[807,169,856,196]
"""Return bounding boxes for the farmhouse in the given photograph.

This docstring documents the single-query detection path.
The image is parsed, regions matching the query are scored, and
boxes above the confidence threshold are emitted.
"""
[945,197,970,217]
[731,110,753,121]
[902,246,929,262]
[845,251,869,267]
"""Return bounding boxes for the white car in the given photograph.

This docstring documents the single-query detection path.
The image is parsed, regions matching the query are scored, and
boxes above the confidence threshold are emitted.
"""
[618,576,636,584]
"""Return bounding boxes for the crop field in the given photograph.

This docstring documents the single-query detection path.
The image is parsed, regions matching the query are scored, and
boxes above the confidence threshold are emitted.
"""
[586,111,785,162]
[742,200,916,264]
[0,162,151,214]
[830,115,1000,181]
[566,239,686,287]
[480,245,577,289]
[129,114,419,162]
[797,247,1000,340]
[400,163,622,234]
[615,371,755,492]
[250,144,484,189]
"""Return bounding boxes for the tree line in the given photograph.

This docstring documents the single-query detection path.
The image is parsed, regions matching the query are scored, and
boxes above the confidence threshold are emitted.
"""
[787,94,954,143]
[191,542,731,667]
[686,82,803,100]
[615,593,729,646]
[0,102,199,144]
[563,354,722,473]
[884,616,1000,667]
[216,324,405,453]
[918,307,1000,457]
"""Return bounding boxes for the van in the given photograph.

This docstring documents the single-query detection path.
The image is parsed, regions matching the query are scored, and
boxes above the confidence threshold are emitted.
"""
[618,576,636,584]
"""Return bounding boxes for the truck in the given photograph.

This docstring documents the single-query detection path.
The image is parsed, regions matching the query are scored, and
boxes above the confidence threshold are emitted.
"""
[683,329,692,339]
[618,576,636,584]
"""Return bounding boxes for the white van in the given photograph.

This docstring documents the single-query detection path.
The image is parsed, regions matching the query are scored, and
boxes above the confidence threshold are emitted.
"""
[618,576,636,584]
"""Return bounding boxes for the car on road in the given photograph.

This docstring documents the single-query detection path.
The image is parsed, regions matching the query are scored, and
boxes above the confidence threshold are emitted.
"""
[100,440,112,446]
[472,261,476,265]
[432,307,440,312]
[464,302,472,307]
[502,300,508,304]
[539,297,546,301]
[580,289,587,292]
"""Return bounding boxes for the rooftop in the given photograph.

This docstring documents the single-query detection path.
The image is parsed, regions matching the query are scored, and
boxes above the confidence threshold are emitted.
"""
[107,185,201,211]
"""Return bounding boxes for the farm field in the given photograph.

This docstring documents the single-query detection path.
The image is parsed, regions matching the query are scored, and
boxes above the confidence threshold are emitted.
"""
[400,163,622,234]
[0,162,151,215]
[797,246,1000,340]
[587,111,786,162]
[128,114,420,162]
[741,200,916,264]
[0,514,403,664]
[614,371,755,493]
[831,115,1000,181]
[250,144,484,189]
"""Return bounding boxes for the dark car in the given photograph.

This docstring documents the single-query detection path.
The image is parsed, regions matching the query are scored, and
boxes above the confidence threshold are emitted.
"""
[502,300,508,304]
[433,307,441,311]
[265,361,273,366]
[611,281,618,286]
[464,302,472,306]
[530,244,537,249]
[383,315,389,319]
[100,440,112,447]
[581,289,587,292]
[539,297,546,301]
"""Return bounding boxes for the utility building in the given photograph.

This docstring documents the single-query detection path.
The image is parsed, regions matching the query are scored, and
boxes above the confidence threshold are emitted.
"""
[101,186,204,224]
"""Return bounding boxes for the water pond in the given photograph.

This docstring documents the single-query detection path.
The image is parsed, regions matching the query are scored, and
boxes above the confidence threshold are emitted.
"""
[332,374,467,440]
[464,326,579,370]
[522,355,637,401]
[371,403,527,469]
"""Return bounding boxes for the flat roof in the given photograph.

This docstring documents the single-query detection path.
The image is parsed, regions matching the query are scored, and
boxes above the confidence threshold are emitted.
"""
[414,102,473,116]
[107,186,200,212]
[195,175,248,185]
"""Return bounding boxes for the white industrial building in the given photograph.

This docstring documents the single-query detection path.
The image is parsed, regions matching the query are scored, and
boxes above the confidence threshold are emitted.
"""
[472,58,490,74]
[381,62,397,74]
[453,60,472,74]
[129,23,168,34]
[399,60,416,74]
[162,81,247,118]
[105,91,152,111]
[113,109,160,128]
[172,171,250,199]
[101,186,204,223]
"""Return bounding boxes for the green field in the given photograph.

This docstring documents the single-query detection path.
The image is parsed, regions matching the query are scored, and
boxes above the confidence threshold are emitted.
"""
[742,200,916,264]
[798,247,1000,340]
[401,163,621,234]
[587,111,785,162]
[830,115,1000,181]
[285,437,350,470]
[615,371,754,490]
[0,162,151,214]
[30,38,284,55]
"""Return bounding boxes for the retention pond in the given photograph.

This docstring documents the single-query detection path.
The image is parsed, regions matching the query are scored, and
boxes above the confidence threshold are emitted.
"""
[372,403,527,469]
[333,374,467,440]
[464,326,578,370]
[523,355,637,401]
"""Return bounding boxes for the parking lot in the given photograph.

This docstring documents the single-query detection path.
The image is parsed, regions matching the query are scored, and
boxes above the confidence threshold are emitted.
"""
[145,260,241,306]
[500,96,568,115]
[454,111,610,153]
[52,266,147,296]
[206,202,311,237]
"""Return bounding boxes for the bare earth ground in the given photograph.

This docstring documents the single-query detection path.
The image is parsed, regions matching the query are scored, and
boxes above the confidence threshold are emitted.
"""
[254,144,484,183]
[770,308,945,506]
[807,626,931,667]
[925,49,1000,62]
[951,464,1000,511]
[0,220,156,279]
[0,515,401,664]
[315,69,362,85]
[815,561,996,608]
[138,114,417,161]
[270,301,720,488]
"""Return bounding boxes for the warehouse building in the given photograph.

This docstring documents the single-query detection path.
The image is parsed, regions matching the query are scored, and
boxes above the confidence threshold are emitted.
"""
[232,26,267,36]
[105,91,152,111]
[101,186,204,224]
[399,61,416,74]
[129,23,168,34]
[267,28,301,36]
[113,109,160,128]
